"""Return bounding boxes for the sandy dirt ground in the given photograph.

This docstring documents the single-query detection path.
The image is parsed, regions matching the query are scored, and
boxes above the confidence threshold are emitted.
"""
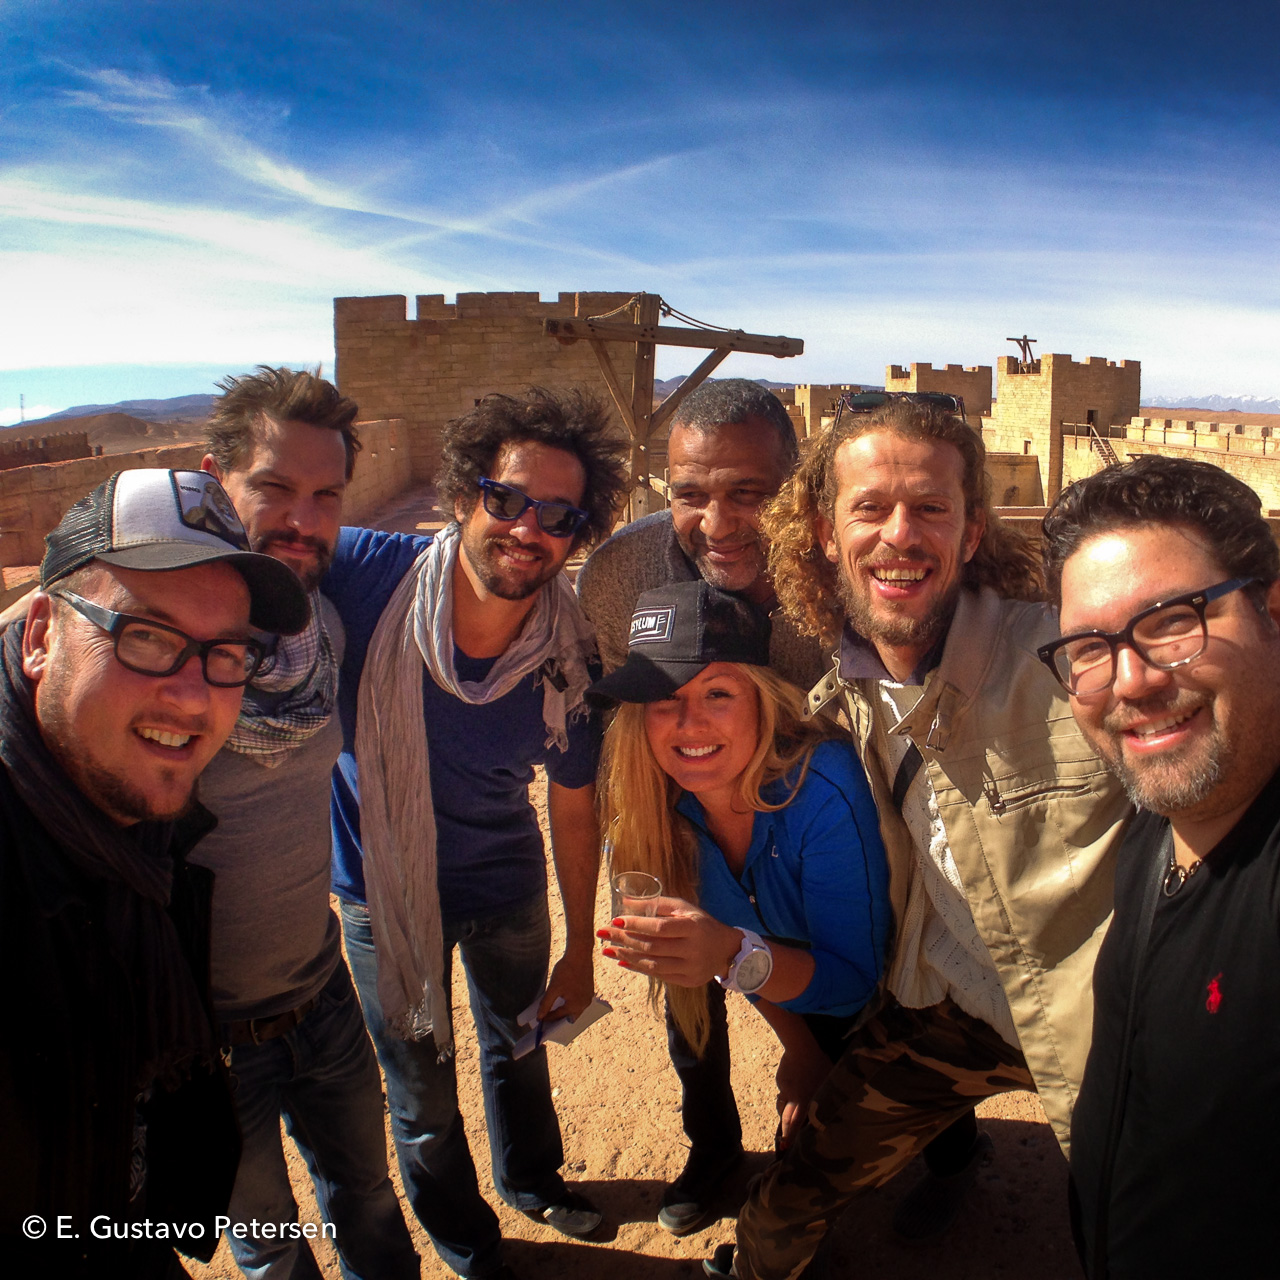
[189,820,1078,1280]
[191,487,1081,1280]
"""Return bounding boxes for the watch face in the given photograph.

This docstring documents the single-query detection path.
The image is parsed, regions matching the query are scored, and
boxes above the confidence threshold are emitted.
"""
[736,947,772,994]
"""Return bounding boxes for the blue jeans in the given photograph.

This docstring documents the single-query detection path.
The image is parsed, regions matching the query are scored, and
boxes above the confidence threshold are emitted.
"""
[222,960,419,1280]
[342,894,568,1279]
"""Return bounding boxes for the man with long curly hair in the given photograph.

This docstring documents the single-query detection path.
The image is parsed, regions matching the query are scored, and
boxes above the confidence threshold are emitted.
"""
[707,398,1131,1280]
[324,388,629,1280]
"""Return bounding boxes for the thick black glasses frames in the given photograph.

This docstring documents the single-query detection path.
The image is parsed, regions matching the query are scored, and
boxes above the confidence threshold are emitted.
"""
[476,477,588,538]
[1037,577,1258,696]
[54,590,265,688]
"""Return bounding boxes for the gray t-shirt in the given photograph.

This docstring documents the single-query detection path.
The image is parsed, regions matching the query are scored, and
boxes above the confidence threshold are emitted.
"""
[192,597,346,1021]
[577,510,829,688]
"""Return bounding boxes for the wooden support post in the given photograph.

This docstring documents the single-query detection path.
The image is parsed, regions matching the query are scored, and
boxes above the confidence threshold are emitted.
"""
[628,293,660,519]
[587,339,637,437]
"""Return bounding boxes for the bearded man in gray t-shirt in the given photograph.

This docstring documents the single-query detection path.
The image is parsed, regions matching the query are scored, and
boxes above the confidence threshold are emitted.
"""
[191,368,417,1279]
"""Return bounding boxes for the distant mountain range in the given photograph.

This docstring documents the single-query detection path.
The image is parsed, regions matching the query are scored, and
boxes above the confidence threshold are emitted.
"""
[1141,393,1280,416]
[1,394,213,456]
[20,394,217,427]
[654,376,797,399]
[9,385,1276,441]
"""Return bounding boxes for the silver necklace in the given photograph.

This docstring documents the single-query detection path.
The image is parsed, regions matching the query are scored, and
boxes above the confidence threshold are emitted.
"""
[1162,847,1203,897]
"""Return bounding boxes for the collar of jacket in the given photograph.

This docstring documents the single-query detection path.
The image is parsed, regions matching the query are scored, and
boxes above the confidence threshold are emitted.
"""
[806,586,1007,754]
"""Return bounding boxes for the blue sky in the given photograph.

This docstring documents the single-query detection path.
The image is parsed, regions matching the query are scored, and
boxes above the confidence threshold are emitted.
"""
[2,0,1278,424]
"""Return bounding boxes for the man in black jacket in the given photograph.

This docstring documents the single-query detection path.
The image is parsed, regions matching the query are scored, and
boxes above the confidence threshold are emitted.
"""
[0,468,306,1279]
[1041,455,1280,1278]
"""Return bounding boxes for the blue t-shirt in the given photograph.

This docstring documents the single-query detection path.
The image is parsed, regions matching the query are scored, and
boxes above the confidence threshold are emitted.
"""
[676,738,890,1018]
[324,527,602,921]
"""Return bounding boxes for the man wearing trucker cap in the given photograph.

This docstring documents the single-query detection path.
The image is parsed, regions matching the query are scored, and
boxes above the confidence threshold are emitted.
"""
[0,469,306,1279]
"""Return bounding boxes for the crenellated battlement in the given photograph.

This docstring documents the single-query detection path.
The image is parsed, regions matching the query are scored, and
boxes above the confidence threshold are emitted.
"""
[998,354,1140,376]
[985,352,1142,499]
[334,289,639,480]
[885,362,993,418]
[0,431,96,472]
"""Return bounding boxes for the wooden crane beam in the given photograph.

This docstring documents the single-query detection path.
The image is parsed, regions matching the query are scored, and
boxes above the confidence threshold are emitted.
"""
[544,295,804,519]
[545,317,803,358]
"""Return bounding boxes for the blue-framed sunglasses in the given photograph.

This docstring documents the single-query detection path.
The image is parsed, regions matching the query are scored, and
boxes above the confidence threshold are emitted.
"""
[54,590,266,688]
[476,477,589,538]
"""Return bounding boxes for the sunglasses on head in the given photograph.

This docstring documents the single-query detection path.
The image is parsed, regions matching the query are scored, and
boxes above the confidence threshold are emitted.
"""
[476,477,589,538]
[834,390,968,426]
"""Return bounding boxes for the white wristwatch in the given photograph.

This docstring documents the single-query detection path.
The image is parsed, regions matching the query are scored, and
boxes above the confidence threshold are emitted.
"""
[717,928,774,996]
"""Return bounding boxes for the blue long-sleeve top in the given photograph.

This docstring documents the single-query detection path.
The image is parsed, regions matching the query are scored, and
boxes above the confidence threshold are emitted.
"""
[675,738,890,1018]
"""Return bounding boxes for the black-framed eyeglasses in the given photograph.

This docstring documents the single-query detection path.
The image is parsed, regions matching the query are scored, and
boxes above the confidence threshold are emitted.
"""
[476,477,588,538]
[834,390,968,426]
[54,591,266,688]
[1037,577,1258,696]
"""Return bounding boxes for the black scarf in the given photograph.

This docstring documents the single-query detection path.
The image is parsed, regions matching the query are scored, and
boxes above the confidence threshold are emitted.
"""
[0,623,217,1092]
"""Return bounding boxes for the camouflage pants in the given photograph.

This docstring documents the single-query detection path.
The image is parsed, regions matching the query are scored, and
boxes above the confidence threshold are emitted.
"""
[734,996,1034,1280]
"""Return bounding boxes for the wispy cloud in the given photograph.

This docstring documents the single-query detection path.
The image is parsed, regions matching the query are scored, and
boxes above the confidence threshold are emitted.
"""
[51,66,672,270]
[0,403,57,429]
[58,67,362,209]
[2,5,1277,410]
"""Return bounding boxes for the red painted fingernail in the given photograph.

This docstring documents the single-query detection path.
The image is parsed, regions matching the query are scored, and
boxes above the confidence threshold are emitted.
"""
[618,960,632,969]
[611,918,624,928]
[595,929,610,939]
[601,947,617,958]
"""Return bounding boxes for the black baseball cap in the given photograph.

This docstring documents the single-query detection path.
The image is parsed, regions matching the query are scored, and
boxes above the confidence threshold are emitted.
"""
[588,580,772,704]
[41,469,310,635]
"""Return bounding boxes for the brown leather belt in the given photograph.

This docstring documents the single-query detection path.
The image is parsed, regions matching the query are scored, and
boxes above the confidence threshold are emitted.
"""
[221,996,318,1048]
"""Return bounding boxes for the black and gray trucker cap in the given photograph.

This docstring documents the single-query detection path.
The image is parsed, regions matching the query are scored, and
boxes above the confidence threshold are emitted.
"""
[41,469,310,635]
[588,579,772,704]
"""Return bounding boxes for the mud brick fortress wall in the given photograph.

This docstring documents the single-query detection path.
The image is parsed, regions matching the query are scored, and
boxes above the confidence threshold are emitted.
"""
[334,292,638,483]
[1060,419,1280,511]
[980,355,1142,500]
[876,349,1280,518]
[886,363,994,419]
[0,419,410,570]
[790,384,885,439]
[0,431,96,472]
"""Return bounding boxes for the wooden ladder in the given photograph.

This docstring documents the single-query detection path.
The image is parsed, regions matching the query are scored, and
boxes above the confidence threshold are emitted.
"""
[1088,424,1121,466]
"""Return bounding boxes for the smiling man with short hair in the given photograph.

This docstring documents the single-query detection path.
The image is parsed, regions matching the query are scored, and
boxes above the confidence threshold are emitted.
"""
[1041,454,1280,1278]
[579,378,825,686]
[0,468,306,1278]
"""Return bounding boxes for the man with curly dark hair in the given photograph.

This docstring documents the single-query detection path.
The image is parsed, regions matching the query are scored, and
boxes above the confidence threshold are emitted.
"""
[324,387,628,1280]
[706,398,1131,1280]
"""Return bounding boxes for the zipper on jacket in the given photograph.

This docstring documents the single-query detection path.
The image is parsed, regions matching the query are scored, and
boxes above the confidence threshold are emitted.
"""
[983,776,1094,815]
[983,779,1007,815]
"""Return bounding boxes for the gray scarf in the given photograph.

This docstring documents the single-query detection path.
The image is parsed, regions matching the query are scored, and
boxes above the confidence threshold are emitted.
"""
[355,523,595,1054]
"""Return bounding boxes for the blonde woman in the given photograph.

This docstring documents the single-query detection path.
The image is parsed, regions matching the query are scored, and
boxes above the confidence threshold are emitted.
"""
[591,581,890,1232]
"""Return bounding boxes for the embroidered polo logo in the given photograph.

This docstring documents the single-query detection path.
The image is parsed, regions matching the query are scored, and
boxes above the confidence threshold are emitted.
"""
[630,606,675,644]
[1205,972,1223,1014]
